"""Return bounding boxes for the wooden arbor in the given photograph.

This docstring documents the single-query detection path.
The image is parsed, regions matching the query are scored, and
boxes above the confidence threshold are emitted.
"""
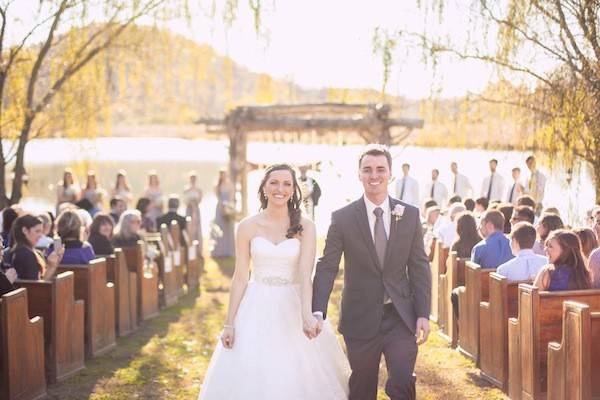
[199,103,424,216]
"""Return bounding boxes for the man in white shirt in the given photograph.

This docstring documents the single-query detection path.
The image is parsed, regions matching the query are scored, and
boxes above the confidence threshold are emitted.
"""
[450,162,472,200]
[424,169,448,207]
[480,158,505,202]
[435,202,467,248]
[506,167,524,205]
[496,222,548,281]
[395,163,420,206]
[525,155,547,214]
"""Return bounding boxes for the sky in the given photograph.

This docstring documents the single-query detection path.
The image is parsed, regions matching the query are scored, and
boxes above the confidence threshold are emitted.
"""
[8,0,499,99]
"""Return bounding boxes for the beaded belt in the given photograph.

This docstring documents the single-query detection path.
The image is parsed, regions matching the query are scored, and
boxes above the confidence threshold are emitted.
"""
[257,276,295,286]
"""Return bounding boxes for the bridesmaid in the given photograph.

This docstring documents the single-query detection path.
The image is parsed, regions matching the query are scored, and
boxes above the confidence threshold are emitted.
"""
[211,169,235,258]
[143,170,164,228]
[82,170,106,216]
[111,170,133,207]
[184,171,203,252]
[56,168,81,210]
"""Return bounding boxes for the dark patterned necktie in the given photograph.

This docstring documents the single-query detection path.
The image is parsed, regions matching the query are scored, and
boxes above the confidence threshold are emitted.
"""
[373,207,387,269]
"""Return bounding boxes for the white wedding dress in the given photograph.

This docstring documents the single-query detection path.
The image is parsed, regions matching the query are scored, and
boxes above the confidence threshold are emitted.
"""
[198,236,350,399]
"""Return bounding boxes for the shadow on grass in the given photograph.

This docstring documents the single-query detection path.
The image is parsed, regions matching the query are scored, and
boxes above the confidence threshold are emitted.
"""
[46,292,200,400]
[213,257,235,279]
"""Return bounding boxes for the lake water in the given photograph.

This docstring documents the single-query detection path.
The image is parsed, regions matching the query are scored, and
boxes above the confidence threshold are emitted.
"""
[19,137,596,235]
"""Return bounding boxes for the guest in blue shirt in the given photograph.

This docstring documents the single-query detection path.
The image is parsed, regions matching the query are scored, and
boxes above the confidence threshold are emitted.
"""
[496,222,547,281]
[533,229,591,291]
[471,209,514,268]
[56,209,95,265]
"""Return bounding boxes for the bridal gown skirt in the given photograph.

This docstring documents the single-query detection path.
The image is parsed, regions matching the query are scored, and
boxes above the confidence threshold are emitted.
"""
[198,281,350,400]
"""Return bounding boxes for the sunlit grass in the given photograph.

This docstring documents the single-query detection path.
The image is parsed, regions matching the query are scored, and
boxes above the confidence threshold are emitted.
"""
[47,244,507,399]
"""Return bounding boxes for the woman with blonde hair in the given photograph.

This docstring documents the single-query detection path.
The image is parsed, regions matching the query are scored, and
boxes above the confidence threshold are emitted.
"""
[56,168,81,210]
[143,170,164,227]
[111,169,133,207]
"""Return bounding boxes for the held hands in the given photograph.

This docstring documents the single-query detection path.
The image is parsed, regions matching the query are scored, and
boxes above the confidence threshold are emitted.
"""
[302,315,319,339]
[221,325,235,349]
[415,317,430,345]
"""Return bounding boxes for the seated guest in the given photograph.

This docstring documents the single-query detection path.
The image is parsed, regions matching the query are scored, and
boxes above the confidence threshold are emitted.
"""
[109,196,126,225]
[516,194,537,210]
[533,229,592,291]
[474,197,489,216]
[1,206,18,248]
[436,202,466,247]
[463,197,475,212]
[136,197,156,232]
[573,227,598,260]
[447,195,462,206]
[450,211,481,258]
[498,203,514,234]
[510,205,535,227]
[591,206,600,240]
[88,213,115,256]
[76,208,93,241]
[542,206,561,216]
[6,214,64,280]
[589,247,600,288]
[156,195,187,232]
[423,205,445,256]
[0,267,16,296]
[496,222,548,281]
[35,212,54,250]
[533,213,564,255]
[56,210,95,265]
[472,210,514,268]
[112,210,143,248]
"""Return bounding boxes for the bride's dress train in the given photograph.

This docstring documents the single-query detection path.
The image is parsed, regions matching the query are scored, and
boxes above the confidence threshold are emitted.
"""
[198,236,349,399]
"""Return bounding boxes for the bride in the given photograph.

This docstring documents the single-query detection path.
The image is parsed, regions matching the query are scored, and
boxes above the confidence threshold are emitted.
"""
[198,164,349,399]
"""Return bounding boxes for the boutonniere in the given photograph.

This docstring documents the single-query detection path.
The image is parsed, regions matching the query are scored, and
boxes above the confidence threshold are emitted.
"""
[392,204,405,222]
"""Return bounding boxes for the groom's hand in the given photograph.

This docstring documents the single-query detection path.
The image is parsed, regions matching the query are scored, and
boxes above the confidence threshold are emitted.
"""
[302,316,318,339]
[313,313,324,337]
[415,317,430,345]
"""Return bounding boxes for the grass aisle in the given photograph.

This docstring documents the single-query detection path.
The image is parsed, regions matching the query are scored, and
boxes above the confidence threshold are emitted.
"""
[47,254,507,399]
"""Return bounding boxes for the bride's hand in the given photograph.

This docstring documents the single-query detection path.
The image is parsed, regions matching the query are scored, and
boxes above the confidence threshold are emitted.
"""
[221,325,235,349]
[302,315,318,339]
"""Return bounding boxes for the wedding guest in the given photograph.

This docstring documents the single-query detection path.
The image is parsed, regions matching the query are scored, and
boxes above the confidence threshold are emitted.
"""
[143,170,164,227]
[6,214,64,280]
[136,197,155,232]
[183,171,203,248]
[35,212,54,250]
[472,210,514,268]
[109,196,126,225]
[76,208,93,241]
[56,168,81,209]
[474,197,489,215]
[424,169,448,207]
[156,195,186,232]
[516,194,537,210]
[510,205,535,226]
[498,203,514,234]
[496,222,547,281]
[589,247,600,288]
[436,202,466,247]
[0,267,16,296]
[525,155,547,214]
[533,213,564,255]
[395,163,419,206]
[450,211,481,258]
[463,197,475,212]
[298,165,322,220]
[112,210,143,248]
[593,207,600,240]
[88,213,115,255]
[533,230,591,291]
[450,161,473,199]
[81,171,106,215]
[506,167,524,205]
[211,169,235,258]
[480,159,505,202]
[111,170,133,207]
[573,228,598,260]
[1,206,18,248]
[56,210,95,265]
[543,206,561,217]
[447,195,462,207]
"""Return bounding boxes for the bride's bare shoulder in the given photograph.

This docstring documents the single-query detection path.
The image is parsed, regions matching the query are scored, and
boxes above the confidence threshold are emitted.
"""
[237,213,266,235]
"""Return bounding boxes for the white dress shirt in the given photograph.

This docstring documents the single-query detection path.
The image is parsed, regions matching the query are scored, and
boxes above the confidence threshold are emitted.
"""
[506,180,523,204]
[496,249,548,281]
[525,170,547,203]
[424,180,448,207]
[436,220,457,248]
[480,172,505,201]
[395,176,419,206]
[451,173,473,199]
[364,195,391,239]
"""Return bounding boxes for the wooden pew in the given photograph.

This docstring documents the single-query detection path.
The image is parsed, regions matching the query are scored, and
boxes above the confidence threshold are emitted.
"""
[180,223,200,292]
[186,215,205,275]
[105,249,138,336]
[169,221,187,295]
[438,252,467,347]
[507,285,600,400]
[149,229,178,307]
[547,301,600,400]
[57,258,116,358]
[15,272,85,383]
[122,242,160,320]
[479,273,529,391]
[430,240,449,324]
[0,288,46,400]
[457,262,494,364]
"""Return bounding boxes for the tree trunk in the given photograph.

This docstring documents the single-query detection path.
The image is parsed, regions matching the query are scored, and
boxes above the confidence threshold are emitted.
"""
[10,116,33,205]
[593,160,600,205]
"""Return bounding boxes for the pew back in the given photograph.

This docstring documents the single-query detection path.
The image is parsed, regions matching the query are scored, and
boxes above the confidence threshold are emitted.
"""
[439,252,467,347]
[430,240,449,323]
[122,242,159,319]
[105,249,138,336]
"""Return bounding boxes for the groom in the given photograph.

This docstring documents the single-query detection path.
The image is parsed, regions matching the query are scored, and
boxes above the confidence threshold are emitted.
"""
[312,144,431,400]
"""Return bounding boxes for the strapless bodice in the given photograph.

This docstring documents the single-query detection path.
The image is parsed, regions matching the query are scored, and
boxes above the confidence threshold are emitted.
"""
[250,236,300,286]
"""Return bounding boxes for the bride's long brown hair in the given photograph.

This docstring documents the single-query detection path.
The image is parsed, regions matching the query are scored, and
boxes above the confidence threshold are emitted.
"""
[258,164,303,239]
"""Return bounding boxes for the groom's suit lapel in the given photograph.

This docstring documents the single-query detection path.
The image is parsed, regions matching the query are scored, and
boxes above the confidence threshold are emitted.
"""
[353,198,382,274]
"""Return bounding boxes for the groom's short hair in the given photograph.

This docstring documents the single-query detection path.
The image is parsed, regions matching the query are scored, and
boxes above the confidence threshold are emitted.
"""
[359,144,392,169]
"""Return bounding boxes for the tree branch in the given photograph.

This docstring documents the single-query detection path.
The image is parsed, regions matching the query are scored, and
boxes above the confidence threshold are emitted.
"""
[554,0,592,72]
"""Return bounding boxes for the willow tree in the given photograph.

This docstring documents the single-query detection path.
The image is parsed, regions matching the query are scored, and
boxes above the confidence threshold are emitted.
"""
[0,0,196,207]
[402,0,600,200]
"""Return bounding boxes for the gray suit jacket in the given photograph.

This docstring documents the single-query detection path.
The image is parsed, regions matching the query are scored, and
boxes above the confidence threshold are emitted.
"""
[312,196,431,339]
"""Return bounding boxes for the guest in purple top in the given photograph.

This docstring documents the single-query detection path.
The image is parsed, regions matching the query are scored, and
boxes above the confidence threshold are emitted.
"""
[533,229,591,291]
[56,209,95,265]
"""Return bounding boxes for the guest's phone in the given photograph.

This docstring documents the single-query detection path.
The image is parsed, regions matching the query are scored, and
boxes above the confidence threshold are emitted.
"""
[53,237,62,250]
